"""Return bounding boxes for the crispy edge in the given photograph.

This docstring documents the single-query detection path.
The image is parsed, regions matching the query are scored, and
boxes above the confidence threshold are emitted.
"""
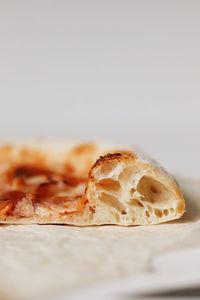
[88,152,138,180]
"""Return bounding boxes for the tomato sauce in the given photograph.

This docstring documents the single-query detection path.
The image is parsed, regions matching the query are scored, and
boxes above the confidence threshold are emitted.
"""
[0,165,88,218]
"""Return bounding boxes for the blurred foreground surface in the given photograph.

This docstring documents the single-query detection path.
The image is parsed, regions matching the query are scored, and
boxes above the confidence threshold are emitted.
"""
[0,177,200,300]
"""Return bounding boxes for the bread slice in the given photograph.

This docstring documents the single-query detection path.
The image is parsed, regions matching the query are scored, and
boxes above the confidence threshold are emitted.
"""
[0,141,185,225]
[86,153,185,225]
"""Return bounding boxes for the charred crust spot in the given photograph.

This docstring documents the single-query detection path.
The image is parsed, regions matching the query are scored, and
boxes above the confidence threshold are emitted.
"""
[89,152,137,179]
[13,165,52,178]
[121,210,127,215]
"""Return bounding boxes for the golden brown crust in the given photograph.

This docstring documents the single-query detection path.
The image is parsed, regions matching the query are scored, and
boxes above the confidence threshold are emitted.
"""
[68,143,97,156]
[0,144,13,160]
[89,152,137,179]
[0,145,48,170]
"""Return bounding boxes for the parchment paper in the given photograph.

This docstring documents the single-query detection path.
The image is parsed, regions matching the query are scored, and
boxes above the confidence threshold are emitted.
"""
[0,177,199,300]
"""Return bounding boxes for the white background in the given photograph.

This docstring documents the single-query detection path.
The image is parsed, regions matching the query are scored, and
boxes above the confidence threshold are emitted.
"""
[0,0,199,178]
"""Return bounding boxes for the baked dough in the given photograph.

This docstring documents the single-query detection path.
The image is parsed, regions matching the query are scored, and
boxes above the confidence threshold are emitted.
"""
[0,141,185,225]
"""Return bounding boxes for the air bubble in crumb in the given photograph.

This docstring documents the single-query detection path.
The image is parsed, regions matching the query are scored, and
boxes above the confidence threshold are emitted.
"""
[96,178,120,191]
[145,211,150,217]
[163,209,169,216]
[130,199,144,208]
[130,188,136,196]
[154,208,163,218]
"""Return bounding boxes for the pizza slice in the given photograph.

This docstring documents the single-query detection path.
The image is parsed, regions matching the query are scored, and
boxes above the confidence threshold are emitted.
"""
[0,141,185,225]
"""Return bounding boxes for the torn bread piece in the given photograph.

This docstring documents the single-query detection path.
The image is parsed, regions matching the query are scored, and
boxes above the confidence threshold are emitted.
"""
[0,142,185,225]
[86,153,185,225]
